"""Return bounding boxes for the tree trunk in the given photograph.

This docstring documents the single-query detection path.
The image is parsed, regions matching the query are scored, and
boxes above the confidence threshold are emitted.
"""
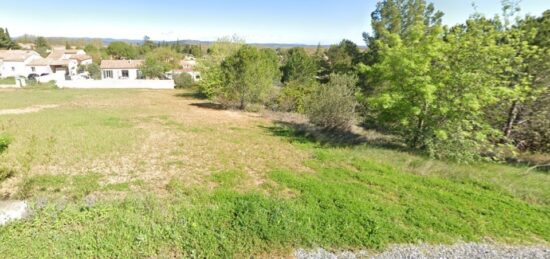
[503,100,520,139]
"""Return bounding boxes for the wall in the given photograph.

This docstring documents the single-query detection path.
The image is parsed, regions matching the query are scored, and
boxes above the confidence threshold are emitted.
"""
[1,61,27,77]
[57,79,174,89]
[28,65,52,76]
[101,69,140,80]
[0,55,41,78]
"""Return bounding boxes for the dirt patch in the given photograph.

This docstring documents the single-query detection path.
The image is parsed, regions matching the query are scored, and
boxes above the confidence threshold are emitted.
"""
[0,105,59,116]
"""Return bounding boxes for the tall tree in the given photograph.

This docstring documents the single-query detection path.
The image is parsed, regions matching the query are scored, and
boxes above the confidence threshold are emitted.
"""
[198,36,245,98]
[220,45,280,109]
[281,47,318,83]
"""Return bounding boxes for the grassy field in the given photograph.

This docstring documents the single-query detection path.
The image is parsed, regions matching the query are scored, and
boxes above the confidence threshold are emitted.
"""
[0,88,548,257]
[0,77,15,85]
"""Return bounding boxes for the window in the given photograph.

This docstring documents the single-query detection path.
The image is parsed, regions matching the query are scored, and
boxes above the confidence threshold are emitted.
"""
[122,70,129,78]
[103,70,113,79]
[31,67,36,72]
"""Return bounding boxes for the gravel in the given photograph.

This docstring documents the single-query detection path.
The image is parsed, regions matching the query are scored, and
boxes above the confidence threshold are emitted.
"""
[295,243,550,259]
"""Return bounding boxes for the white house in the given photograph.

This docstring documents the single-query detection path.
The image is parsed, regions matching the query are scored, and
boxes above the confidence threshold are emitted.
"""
[100,60,143,80]
[171,57,201,81]
[26,58,53,75]
[0,50,41,78]
[48,49,92,66]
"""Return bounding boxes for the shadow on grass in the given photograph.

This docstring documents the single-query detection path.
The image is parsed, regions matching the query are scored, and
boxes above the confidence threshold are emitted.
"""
[174,91,208,100]
[190,102,225,110]
[262,120,408,150]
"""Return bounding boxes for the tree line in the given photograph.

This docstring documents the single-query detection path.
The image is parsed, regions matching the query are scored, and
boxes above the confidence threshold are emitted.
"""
[197,1,549,162]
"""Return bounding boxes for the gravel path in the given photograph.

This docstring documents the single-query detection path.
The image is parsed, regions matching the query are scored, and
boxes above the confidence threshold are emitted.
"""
[295,243,550,259]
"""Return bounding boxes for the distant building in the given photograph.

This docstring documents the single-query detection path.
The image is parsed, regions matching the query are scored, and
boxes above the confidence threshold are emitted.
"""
[171,56,201,81]
[100,60,144,80]
[0,50,41,78]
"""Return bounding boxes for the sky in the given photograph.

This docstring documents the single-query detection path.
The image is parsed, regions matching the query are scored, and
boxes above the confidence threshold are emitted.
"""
[1,0,549,46]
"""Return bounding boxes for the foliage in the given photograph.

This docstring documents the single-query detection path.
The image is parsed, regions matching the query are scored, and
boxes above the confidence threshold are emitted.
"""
[82,63,101,80]
[0,135,11,154]
[0,27,18,49]
[280,47,318,83]
[306,73,358,130]
[198,36,245,98]
[362,15,510,162]
[278,80,319,112]
[84,44,108,64]
[140,47,181,79]
[34,36,50,57]
[174,73,195,89]
[321,40,362,77]
[219,45,280,109]
[107,41,138,60]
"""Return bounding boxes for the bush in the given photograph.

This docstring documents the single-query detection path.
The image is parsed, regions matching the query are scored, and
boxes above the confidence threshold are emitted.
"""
[278,80,318,113]
[174,73,195,89]
[306,74,358,130]
[0,135,11,154]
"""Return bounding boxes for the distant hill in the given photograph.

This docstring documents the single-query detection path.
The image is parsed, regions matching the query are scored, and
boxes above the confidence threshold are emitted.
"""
[15,35,342,49]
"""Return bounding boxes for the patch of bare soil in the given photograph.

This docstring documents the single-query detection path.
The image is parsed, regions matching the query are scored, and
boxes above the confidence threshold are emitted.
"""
[0,105,59,116]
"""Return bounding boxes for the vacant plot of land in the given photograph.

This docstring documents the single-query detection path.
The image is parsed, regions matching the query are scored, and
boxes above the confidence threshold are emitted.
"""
[0,88,548,257]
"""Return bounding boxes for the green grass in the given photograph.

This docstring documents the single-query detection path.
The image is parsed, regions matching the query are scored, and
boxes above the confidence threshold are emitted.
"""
[0,77,15,85]
[0,150,548,257]
[0,89,548,257]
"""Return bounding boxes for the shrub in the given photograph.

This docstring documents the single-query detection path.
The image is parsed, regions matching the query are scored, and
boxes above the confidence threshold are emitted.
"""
[174,73,195,89]
[306,73,358,130]
[278,80,318,113]
[0,135,11,154]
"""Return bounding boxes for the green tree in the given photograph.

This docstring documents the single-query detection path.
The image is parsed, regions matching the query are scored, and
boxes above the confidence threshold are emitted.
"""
[220,45,280,109]
[85,63,101,80]
[362,14,509,161]
[107,41,138,60]
[281,47,318,83]
[198,36,244,98]
[321,40,362,79]
[0,27,18,49]
[140,47,181,79]
[34,37,50,57]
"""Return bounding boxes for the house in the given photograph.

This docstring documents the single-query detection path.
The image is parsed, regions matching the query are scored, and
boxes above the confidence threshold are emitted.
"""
[0,50,41,78]
[20,48,93,80]
[48,49,92,66]
[100,60,144,80]
[171,57,201,81]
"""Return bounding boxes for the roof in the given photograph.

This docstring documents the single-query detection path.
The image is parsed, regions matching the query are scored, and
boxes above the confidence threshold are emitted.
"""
[100,60,144,69]
[47,50,65,60]
[0,50,40,62]
[47,49,86,60]
[50,59,73,66]
[27,58,51,66]
[69,54,92,62]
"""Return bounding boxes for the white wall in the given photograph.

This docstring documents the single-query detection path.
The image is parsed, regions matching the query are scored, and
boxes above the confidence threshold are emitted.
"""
[0,55,40,78]
[27,65,52,75]
[101,69,140,80]
[1,61,27,77]
[80,59,93,66]
[57,79,174,89]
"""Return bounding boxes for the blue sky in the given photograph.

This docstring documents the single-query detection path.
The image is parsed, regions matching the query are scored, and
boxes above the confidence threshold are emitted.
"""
[1,0,548,45]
